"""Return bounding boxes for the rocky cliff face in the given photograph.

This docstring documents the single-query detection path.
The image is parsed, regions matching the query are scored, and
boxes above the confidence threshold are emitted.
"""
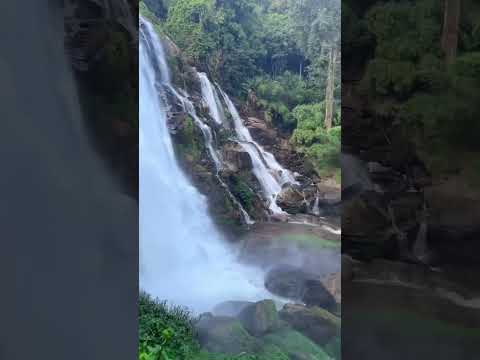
[343,76,480,268]
[160,35,340,232]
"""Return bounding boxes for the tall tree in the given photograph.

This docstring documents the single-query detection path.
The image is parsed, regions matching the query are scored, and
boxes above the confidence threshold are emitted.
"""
[324,46,338,130]
[442,0,461,63]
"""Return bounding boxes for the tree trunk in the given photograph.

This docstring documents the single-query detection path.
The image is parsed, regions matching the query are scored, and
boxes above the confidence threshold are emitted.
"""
[441,0,461,64]
[324,47,337,130]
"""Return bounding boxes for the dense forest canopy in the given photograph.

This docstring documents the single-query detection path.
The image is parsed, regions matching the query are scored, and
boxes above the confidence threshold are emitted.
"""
[343,0,480,179]
[141,0,341,178]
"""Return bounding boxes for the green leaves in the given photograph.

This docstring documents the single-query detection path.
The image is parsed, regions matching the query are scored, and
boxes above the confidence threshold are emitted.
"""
[139,293,199,360]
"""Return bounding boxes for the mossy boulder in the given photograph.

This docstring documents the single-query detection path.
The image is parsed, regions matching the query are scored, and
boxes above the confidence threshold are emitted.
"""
[263,328,333,360]
[238,300,281,336]
[196,314,261,354]
[279,304,340,346]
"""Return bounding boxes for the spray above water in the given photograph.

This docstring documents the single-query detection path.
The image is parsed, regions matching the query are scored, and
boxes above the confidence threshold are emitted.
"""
[139,17,267,313]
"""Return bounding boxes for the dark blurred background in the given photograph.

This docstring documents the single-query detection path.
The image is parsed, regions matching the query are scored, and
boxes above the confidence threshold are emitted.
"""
[0,1,138,359]
[342,0,480,359]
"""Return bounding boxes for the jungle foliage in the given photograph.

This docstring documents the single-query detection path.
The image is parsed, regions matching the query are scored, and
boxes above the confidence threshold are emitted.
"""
[141,0,341,178]
[344,0,480,162]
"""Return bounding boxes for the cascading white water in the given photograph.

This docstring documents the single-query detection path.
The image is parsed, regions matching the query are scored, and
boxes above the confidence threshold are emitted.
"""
[217,88,297,214]
[139,17,266,313]
[199,72,225,125]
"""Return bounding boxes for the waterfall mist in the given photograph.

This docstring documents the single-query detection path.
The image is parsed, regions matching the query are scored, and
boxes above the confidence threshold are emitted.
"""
[139,18,268,314]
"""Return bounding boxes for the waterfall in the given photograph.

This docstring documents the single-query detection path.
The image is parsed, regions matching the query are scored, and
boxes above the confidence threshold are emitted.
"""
[341,153,374,194]
[167,88,255,224]
[199,72,225,125]
[139,17,266,313]
[217,88,296,214]
[312,192,321,216]
[413,202,429,263]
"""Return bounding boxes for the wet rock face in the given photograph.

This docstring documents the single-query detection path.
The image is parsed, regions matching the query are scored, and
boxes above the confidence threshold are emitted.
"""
[222,142,253,172]
[279,304,340,346]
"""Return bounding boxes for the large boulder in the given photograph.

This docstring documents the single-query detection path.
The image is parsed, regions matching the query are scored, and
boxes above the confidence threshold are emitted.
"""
[264,265,337,312]
[195,314,261,354]
[213,301,253,317]
[265,265,312,300]
[238,299,281,336]
[276,186,308,214]
[279,304,340,346]
[302,279,337,312]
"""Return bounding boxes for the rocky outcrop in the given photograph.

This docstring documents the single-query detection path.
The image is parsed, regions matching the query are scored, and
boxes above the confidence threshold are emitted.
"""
[238,300,281,336]
[196,314,261,354]
[265,265,337,312]
[280,304,340,345]
[222,142,253,172]
[276,186,308,214]
[245,117,277,146]
[320,272,341,304]
[302,279,338,311]
[200,300,337,359]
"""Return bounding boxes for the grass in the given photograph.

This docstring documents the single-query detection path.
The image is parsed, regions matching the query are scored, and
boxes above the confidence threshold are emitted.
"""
[277,233,340,249]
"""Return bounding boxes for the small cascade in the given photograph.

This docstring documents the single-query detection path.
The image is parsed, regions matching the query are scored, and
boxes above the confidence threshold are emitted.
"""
[171,89,254,225]
[198,72,225,125]
[312,192,321,216]
[218,181,255,225]
[413,202,429,263]
[218,88,296,214]
[176,92,223,170]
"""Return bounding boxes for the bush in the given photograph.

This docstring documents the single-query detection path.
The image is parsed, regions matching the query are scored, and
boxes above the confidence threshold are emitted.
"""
[230,176,254,212]
[139,293,199,360]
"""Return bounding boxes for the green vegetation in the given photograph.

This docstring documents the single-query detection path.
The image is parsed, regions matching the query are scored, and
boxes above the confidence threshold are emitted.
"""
[278,233,340,250]
[139,293,199,359]
[263,329,332,360]
[141,0,341,180]
[173,116,204,162]
[344,0,480,181]
[230,176,255,213]
[140,294,337,360]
